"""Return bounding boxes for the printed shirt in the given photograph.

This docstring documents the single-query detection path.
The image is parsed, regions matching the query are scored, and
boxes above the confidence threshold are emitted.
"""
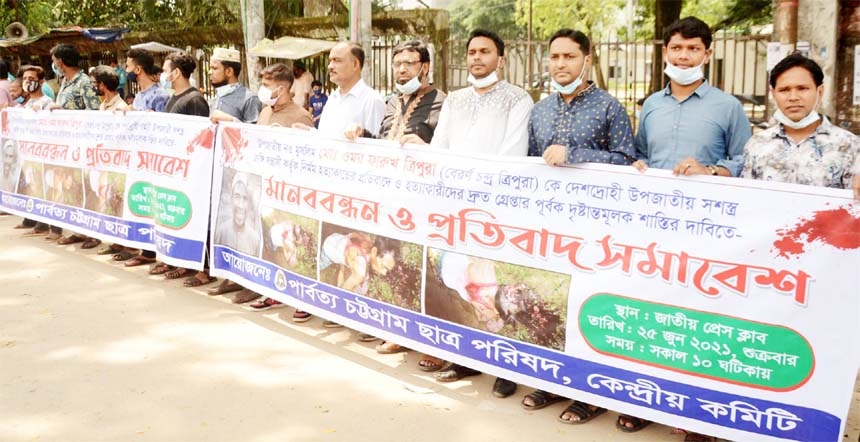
[379,88,446,143]
[528,82,635,165]
[741,116,860,189]
[212,83,262,123]
[132,84,169,112]
[431,81,533,156]
[318,78,386,137]
[56,71,100,110]
[635,80,751,176]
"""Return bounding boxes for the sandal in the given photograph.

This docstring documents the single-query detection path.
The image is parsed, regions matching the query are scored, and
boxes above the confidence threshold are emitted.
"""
[558,401,606,425]
[81,237,101,249]
[57,234,85,245]
[358,333,380,343]
[616,415,652,433]
[682,432,716,442]
[98,244,124,255]
[375,341,408,354]
[149,262,175,275]
[124,255,157,267]
[183,273,216,287]
[112,249,137,261]
[521,390,566,411]
[292,310,312,323]
[434,364,481,382]
[417,355,446,372]
[164,267,192,280]
[207,279,243,295]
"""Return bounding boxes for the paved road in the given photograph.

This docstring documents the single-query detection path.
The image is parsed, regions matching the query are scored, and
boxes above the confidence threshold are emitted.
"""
[1,215,858,442]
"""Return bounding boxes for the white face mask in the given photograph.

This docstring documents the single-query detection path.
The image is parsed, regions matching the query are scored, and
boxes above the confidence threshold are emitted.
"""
[216,83,237,98]
[551,59,588,95]
[774,95,820,129]
[467,59,500,89]
[664,58,706,85]
[395,74,422,95]
[257,86,278,106]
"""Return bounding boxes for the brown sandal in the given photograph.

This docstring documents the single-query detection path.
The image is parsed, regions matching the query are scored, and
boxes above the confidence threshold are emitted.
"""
[124,255,157,267]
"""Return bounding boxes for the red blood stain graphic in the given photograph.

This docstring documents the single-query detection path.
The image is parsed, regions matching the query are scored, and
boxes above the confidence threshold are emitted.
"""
[773,207,860,258]
[186,127,215,154]
[220,126,247,163]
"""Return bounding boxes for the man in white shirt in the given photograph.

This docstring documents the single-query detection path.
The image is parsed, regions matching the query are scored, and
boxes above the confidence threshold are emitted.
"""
[313,42,385,137]
[429,29,533,156]
[290,60,314,109]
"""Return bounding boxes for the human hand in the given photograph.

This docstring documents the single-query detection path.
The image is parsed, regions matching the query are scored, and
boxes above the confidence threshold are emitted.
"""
[210,110,236,124]
[672,157,707,176]
[632,159,648,173]
[542,144,567,166]
[343,123,363,141]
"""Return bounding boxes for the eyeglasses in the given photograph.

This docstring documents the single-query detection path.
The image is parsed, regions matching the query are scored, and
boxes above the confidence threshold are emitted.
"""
[392,60,422,69]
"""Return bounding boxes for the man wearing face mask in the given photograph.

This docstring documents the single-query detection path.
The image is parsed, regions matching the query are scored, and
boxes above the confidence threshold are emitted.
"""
[126,48,169,114]
[9,78,25,107]
[742,54,860,200]
[633,16,751,179]
[90,66,129,111]
[163,52,209,117]
[255,63,313,127]
[343,39,445,145]
[20,65,53,111]
[308,80,327,128]
[208,47,262,124]
[528,29,634,167]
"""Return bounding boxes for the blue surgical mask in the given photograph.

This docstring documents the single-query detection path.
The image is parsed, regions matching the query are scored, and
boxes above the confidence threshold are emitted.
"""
[467,60,501,89]
[551,61,587,95]
[395,74,422,95]
[15,96,24,104]
[159,71,172,90]
[52,64,62,78]
[774,95,821,129]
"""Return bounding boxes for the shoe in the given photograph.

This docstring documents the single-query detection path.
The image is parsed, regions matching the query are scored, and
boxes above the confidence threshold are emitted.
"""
[292,310,312,323]
[247,297,284,311]
[232,289,262,304]
[323,320,343,328]
[492,378,518,398]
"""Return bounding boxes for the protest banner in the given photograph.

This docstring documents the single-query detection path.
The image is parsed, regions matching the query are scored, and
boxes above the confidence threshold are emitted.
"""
[209,124,860,441]
[0,109,216,270]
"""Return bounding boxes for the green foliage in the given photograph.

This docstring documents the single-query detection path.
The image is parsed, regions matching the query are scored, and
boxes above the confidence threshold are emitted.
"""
[448,0,525,40]
[515,0,626,40]
[0,0,56,35]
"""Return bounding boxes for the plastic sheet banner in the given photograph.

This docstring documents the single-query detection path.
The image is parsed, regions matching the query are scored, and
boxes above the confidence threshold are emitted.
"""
[0,108,216,270]
[208,123,860,441]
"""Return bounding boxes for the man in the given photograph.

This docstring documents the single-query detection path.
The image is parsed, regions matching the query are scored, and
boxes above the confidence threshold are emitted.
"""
[255,63,314,127]
[208,47,262,124]
[290,60,313,109]
[46,44,101,243]
[742,53,860,199]
[425,29,533,399]
[21,65,54,111]
[122,48,170,266]
[163,52,210,117]
[313,41,385,137]
[111,59,127,98]
[9,78,24,106]
[429,30,533,156]
[214,172,261,257]
[625,17,751,441]
[308,80,327,128]
[0,59,11,107]
[521,28,635,424]
[340,40,446,361]
[2,139,18,192]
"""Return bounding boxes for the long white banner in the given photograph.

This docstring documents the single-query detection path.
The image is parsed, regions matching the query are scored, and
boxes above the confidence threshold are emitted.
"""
[0,109,215,269]
[210,123,860,442]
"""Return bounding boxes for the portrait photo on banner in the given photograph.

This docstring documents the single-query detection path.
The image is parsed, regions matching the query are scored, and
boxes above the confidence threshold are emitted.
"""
[424,248,570,351]
[214,167,263,258]
[319,222,423,312]
[84,170,126,217]
[2,138,21,193]
[260,206,319,279]
[44,165,84,208]
[17,160,43,199]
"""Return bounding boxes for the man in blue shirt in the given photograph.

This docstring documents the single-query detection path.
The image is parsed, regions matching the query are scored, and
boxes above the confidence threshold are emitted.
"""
[624,16,750,442]
[522,28,633,425]
[528,28,634,166]
[308,80,327,128]
[634,16,750,178]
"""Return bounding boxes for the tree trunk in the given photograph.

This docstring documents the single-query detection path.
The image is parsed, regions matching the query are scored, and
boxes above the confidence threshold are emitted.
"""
[649,0,683,94]
[589,32,607,90]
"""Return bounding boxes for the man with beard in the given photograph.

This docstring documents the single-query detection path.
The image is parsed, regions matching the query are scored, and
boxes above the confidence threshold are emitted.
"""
[214,172,261,258]
[2,139,18,192]
[208,47,262,124]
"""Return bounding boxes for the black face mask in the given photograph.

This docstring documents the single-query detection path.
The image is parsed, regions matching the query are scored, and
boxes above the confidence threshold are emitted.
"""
[127,71,137,83]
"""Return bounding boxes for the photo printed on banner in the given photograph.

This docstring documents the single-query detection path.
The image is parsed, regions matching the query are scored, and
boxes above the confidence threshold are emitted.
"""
[260,207,319,279]
[215,168,263,258]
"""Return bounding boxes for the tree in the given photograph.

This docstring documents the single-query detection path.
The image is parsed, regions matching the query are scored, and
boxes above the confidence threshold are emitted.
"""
[448,0,524,40]
[649,0,683,93]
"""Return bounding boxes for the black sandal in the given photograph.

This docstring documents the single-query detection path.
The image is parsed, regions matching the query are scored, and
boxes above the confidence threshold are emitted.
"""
[616,414,652,432]
[521,390,566,410]
[558,401,606,425]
